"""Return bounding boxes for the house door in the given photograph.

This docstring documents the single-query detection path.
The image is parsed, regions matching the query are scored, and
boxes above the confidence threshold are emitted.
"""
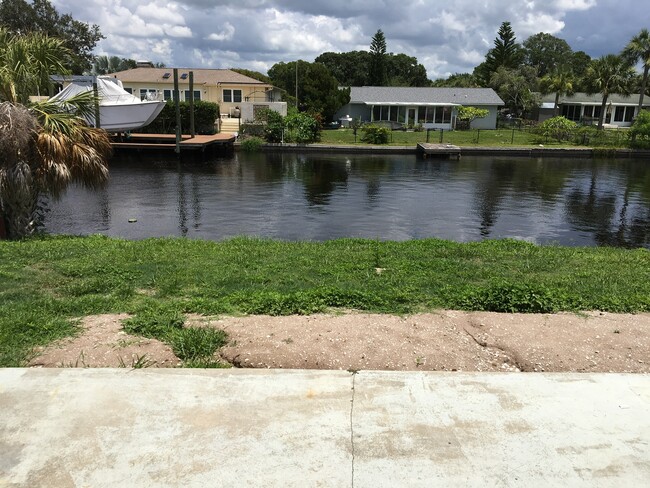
[407,108,416,126]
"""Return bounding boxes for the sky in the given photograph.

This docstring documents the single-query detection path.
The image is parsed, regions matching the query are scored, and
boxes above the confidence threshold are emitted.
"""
[51,0,649,79]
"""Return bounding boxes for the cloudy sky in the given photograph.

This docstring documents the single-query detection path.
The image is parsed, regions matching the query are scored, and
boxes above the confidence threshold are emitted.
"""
[52,0,648,79]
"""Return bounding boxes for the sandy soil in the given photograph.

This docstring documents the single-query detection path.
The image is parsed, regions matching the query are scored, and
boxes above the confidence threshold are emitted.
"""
[29,311,650,373]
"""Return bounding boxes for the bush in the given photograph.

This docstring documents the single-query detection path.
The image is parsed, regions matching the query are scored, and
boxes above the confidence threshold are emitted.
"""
[264,110,284,143]
[139,100,220,135]
[239,123,265,138]
[361,124,390,144]
[534,116,577,143]
[240,136,264,152]
[285,112,321,143]
[629,109,650,149]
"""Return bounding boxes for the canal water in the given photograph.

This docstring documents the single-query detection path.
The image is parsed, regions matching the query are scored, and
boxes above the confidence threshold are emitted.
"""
[43,152,650,248]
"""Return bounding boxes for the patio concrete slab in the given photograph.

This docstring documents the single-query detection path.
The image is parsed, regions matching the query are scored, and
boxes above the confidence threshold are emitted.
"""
[1,369,649,487]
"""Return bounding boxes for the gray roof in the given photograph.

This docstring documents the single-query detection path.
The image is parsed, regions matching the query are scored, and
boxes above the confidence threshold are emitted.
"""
[349,86,504,106]
[541,92,649,106]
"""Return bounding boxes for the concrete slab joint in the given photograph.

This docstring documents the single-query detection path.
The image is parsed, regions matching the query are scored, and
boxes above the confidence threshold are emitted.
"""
[1,369,649,487]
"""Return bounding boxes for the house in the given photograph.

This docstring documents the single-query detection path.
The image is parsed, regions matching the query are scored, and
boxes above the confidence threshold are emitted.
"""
[107,67,287,122]
[334,87,504,130]
[536,93,649,127]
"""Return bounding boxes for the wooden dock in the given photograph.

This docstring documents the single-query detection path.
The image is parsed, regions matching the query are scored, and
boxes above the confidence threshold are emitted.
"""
[417,143,461,159]
[111,133,236,153]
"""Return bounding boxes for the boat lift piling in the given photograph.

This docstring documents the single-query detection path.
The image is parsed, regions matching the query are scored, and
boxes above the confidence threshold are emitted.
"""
[189,72,195,138]
[173,69,181,154]
[92,82,101,129]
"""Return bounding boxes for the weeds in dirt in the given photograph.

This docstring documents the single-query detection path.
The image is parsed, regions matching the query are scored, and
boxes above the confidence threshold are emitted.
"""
[1,235,649,366]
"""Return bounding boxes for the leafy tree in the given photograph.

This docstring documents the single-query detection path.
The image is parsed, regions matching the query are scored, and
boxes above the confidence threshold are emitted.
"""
[387,53,430,86]
[432,72,480,88]
[231,68,272,84]
[0,27,68,102]
[622,28,650,114]
[570,51,592,91]
[315,51,371,86]
[456,106,489,129]
[476,21,524,85]
[628,109,650,148]
[92,56,136,75]
[0,0,103,74]
[268,60,349,121]
[585,54,636,130]
[522,33,573,77]
[490,66,540,117]
[369,29,388,86]
[540,66,575,116]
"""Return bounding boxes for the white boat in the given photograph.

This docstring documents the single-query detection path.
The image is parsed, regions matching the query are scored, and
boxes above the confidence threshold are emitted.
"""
[50,77,166,132]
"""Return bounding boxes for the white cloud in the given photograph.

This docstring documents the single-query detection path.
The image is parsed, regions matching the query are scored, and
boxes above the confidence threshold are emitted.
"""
[51,0,646,79]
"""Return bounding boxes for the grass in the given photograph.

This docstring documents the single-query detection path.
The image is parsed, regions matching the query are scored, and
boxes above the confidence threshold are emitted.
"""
[1,235,649,366]
[318,127,629,148]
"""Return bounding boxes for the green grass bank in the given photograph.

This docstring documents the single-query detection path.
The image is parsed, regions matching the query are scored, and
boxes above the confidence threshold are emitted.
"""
[1,235,649,366]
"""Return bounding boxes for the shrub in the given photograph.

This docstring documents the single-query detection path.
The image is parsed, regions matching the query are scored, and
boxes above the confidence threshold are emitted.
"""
[456,106,489,130]
[629,109,650,149]
[285,112,321,143]
[534,116,577,143]
[240,136,264,152]
[264,110,284,143]
[361,124,390,144]
[139,100,220,135]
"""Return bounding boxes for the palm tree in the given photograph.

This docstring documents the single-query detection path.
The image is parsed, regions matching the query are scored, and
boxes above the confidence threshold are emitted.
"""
[0,30,111,239]
[622,28,650,115]
[540,66,575,116]
[584,55,635,130]
[0,28,69,103]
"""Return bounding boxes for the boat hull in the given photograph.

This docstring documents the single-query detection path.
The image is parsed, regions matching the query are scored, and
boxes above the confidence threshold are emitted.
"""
[89,100,166,132]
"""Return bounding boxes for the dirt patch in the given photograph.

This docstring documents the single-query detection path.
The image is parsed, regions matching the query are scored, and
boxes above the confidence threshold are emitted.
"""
[29,314,180,368]
[29,311,650,373]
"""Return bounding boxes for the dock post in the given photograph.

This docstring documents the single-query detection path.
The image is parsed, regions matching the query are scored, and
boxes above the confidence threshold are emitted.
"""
[189,71,195,138]
[92,82,101,129]
[173,69,181,154]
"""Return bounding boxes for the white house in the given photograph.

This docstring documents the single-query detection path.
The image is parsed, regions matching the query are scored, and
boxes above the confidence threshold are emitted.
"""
[334,87,504,130]
[537,93,649,127]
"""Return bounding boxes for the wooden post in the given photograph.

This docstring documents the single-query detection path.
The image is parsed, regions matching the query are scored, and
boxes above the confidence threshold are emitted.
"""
[173,69,181,154]
[189,71,195,138]
[92,82,101,129]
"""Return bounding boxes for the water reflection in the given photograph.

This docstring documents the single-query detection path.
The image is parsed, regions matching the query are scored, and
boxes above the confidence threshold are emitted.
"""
[43,153,650,247]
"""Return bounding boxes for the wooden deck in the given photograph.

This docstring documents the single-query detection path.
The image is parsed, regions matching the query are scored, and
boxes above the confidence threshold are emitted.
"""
[111,133,236,152]
[417,143,461,159]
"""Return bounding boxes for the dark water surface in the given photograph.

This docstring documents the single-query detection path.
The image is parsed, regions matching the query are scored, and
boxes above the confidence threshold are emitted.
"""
[44,152,650,247]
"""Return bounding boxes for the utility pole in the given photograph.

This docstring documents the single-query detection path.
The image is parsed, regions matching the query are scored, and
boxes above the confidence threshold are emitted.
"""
[295,61,298,109]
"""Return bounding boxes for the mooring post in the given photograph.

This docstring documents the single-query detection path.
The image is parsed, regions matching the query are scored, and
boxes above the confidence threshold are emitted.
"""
[189,71,195,138]
[173,69,181,154]
[439,129,443,144]
[92,82,101,129]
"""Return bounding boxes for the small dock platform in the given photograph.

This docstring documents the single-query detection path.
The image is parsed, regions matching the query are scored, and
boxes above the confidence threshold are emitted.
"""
[417,143,461,159]
[111,133,236,153]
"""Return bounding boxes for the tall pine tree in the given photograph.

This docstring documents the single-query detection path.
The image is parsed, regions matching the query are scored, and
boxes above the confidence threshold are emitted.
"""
[369,29,388,86]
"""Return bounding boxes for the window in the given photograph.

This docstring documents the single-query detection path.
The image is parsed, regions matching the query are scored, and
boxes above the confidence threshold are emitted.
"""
[139,88,156,100]
[614,106,626,122]
[373,105,380,120]
[223,89,242,103]
[624,107,635,122]
[124,87,133,94]
[184,90,201,101]
[434,106,451,124]
[561,104,580,121]
[425,107,434,123]
[397,106,406,124]
[417,106,427,124]
[163,89,172,101]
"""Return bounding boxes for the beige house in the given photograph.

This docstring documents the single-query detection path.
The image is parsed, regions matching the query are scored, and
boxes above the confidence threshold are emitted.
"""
[107,66,286,125]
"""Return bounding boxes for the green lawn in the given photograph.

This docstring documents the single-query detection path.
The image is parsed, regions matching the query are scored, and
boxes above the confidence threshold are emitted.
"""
[1,235,648,366]
[318,127,628,148]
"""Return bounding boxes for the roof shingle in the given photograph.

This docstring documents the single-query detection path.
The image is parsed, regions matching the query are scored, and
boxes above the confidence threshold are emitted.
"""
[349,86,504,105]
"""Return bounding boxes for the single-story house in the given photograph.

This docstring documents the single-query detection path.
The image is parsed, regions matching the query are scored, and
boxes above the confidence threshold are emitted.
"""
[106,66,287,122]
[334,87,504,130]
[536,93,649,127]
